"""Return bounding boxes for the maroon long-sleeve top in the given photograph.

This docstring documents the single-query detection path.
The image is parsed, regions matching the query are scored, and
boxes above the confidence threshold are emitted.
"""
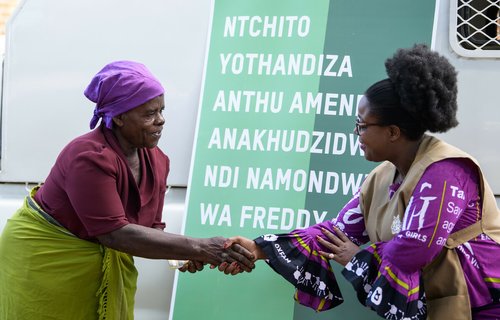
[34,124,169,240]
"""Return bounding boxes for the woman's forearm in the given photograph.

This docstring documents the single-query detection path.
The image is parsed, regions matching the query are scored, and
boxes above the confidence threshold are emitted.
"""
[97,224,218,263]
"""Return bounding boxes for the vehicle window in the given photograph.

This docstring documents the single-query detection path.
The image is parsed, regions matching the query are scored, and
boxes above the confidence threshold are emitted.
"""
[451,0,500,57]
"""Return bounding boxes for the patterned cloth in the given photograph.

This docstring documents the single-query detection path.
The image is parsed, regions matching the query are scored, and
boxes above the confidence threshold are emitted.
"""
[0,190,137,320]
[255,158,500,319]
[255,233,344,311]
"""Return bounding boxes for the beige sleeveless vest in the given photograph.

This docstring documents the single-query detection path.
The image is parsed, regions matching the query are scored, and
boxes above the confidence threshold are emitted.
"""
[359,135,500,319]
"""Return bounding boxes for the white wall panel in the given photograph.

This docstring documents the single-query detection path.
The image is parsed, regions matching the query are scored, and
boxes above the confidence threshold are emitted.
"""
[433,0,500,194]
[1,0,499,193]
[0,0,211,186]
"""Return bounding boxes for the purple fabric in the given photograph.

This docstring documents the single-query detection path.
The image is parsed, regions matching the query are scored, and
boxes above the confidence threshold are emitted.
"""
[255,158,500,318]
[472,302,500,319]
[84,61,164,129]
[335,158,500,316]
[254,232,344,311]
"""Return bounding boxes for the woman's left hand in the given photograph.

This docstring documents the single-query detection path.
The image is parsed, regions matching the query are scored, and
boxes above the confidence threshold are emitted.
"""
[317,226,360,266]
[178,260,205,273]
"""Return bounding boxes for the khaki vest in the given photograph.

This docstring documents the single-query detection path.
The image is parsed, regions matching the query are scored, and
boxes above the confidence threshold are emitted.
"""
[359,135,500,319]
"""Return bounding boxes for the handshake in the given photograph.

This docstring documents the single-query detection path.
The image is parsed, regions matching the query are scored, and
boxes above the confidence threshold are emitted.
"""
[175,236,267,275]
[172,226,353,274]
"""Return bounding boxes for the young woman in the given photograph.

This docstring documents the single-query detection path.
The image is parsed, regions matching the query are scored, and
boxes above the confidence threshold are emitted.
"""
[226,44,500,320]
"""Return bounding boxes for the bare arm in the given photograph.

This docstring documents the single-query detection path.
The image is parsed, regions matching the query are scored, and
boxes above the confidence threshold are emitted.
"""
[96,224,255,271]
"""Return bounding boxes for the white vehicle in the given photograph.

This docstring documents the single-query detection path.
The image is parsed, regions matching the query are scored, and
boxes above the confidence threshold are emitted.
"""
[0,0,499,319]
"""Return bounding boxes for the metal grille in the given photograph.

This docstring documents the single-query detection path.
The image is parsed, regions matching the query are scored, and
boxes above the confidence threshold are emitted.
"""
[450,0,500,57]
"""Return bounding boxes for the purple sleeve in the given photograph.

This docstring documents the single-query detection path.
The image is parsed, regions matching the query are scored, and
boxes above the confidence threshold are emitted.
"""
[340,159,480,318]
[332,190,370,246]
[269,190,369,255]
[250,191,370,312]
[382,158,479,273]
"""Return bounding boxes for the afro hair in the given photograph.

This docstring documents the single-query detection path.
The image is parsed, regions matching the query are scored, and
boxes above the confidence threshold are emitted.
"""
[385,44,459,133]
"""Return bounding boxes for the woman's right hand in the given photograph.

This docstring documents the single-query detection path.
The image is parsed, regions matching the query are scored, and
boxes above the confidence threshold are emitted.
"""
[199,236,256,272]
[215,236,267,275]
[227,236,266,260]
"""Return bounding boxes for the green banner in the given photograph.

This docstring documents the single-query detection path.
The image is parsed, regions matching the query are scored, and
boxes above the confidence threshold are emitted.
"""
[171,1,435,319]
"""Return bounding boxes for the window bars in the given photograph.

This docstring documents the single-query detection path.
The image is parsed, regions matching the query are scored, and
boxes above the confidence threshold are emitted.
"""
[450,0,500,57]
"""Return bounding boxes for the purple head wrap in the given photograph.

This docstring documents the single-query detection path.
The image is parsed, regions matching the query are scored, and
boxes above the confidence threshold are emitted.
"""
[84,61,165,129]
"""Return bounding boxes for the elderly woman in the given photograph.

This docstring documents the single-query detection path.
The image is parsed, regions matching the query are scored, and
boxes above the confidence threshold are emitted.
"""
[0,61,254,320]
[226,45,500,319]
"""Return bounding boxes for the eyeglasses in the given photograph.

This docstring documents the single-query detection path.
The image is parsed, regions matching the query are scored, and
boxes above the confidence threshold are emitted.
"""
[354,121,384,135]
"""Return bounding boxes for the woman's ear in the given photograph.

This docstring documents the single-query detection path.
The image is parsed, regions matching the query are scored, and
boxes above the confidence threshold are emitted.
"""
[388,125,401,142]
[112,115,124,127]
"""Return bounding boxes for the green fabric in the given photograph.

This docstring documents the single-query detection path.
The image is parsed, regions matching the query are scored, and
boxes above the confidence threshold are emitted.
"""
[0,191,138,320]
[97,244,138,320]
